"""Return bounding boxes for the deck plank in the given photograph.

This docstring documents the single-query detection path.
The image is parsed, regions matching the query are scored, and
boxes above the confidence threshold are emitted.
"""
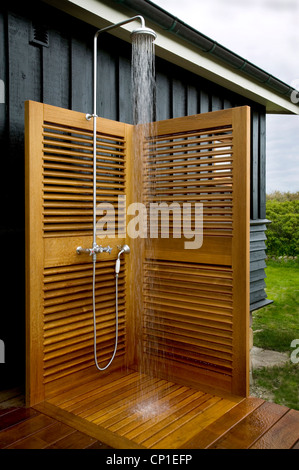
[0,387,24,403]
[139,394,221,448]
[0,407,39,431]
[92,380,171,425]
[71,374,154,417]
[180,397,264,448]
[123,390,207,441]
[208,401,289,449]
[0,387,25,409]
[292,439,299,449]
[109,385,190,434]
[150,396,240,449]
[45,430,102,449]
[34,401,145,449]
[4,421,75,449]
[51,371,140,408]
[0,413,55,448]
[99,383,181,429]
[250,409,299,449]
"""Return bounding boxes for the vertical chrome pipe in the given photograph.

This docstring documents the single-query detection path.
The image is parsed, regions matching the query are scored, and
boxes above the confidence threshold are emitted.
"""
[93,31,97,252]
[88,15,146,371]
[91,15,145,252]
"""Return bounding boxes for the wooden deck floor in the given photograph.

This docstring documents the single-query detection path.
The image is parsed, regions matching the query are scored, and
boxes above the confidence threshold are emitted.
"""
[1,371,299,449]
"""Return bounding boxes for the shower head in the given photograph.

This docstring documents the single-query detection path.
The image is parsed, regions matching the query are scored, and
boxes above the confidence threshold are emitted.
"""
[131,26,157,41]
[115,244,130,274]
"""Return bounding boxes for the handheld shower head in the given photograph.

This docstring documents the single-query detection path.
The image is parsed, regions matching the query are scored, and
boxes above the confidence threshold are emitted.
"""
[115,245,130,275]
[118,244,130,258]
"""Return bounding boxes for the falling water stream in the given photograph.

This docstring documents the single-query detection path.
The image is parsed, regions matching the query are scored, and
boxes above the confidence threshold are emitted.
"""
[131,32,155,127]
[130,33,170,418]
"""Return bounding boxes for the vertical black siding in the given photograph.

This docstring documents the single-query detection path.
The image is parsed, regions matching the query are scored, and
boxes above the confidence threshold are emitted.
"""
[186,84,198,116]
[251,110,259,220]
[250,220,272,311]
[0,9,7,142]
[259,114,266,219]
[42,27,70,108]
[156,69,171,120]
[119,54,132,123]
[0,0,269,389]
[71,36,93,113]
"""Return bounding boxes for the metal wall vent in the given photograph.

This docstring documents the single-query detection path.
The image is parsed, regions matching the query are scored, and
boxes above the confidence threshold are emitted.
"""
[30,22,49,47]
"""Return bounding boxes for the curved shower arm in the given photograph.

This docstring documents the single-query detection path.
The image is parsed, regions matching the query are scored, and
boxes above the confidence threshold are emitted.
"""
[92,16,145,118]
[94,15,145,40]
[88,15,146,251]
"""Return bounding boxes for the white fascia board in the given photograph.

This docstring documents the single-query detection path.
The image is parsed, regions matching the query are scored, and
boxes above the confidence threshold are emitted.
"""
[155,31,299,115]
[44,0,299,115]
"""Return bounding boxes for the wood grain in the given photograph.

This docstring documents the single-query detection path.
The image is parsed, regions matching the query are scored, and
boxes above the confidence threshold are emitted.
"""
[208,401,289,449]
[250,409,299,449]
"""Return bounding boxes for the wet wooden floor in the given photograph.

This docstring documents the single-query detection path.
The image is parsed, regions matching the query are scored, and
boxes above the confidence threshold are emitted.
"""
[1,372,299,449]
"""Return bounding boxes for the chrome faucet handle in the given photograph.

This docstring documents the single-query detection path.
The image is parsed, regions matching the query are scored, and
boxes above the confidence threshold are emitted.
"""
[99,245,112,254]
[77,246,92,255]
[93,245,112,254]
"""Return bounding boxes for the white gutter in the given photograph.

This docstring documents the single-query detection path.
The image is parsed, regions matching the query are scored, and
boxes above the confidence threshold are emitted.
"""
[43,0,299,115]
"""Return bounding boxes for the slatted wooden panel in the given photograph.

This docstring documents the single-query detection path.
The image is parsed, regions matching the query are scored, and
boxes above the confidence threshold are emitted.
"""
[43,122,126,237]
[25,101,132,406]
[145,125,233,237]
[43,261,126,383]
[143,108,250,396]
[144,261,233,375]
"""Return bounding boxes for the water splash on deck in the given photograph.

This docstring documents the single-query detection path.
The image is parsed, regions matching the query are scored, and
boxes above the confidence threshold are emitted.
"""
[133,400,169,419]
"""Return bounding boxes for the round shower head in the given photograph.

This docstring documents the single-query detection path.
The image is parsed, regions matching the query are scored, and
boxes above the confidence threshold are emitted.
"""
[131,26,157,41]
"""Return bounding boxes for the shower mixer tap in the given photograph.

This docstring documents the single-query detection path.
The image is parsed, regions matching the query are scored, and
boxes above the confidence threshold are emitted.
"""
[94,244,112,254]
[76,244,112,261]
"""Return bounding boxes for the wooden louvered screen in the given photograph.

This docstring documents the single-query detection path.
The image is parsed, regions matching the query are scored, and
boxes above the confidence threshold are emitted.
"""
[143,108,250,396]
[25,101,132,405]
[26,102,249,406]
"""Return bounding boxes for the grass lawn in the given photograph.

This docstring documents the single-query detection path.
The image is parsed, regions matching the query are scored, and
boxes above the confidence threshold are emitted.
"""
[252,363,299,411]
[252,259,299,352]
[251,259,299,410]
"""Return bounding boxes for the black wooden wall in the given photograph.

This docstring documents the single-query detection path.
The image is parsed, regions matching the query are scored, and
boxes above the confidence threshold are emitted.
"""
[0,0,267,389]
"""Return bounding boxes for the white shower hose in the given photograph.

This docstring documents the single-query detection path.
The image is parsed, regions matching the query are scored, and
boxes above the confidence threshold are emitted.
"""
[92,259,119,371]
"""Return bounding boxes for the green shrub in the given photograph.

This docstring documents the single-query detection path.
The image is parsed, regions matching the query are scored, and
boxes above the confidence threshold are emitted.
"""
[266,192,299,257]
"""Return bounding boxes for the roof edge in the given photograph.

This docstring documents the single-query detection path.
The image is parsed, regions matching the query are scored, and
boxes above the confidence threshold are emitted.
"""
[42,0,299,114]
[113,0,299,113]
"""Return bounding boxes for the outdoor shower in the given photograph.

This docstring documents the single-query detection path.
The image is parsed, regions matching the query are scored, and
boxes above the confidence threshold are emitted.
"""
[76,16,156,371]
[24,2,252,444]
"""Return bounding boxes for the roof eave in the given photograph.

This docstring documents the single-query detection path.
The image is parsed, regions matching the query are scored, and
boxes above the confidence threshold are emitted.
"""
[42,0,299,115]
